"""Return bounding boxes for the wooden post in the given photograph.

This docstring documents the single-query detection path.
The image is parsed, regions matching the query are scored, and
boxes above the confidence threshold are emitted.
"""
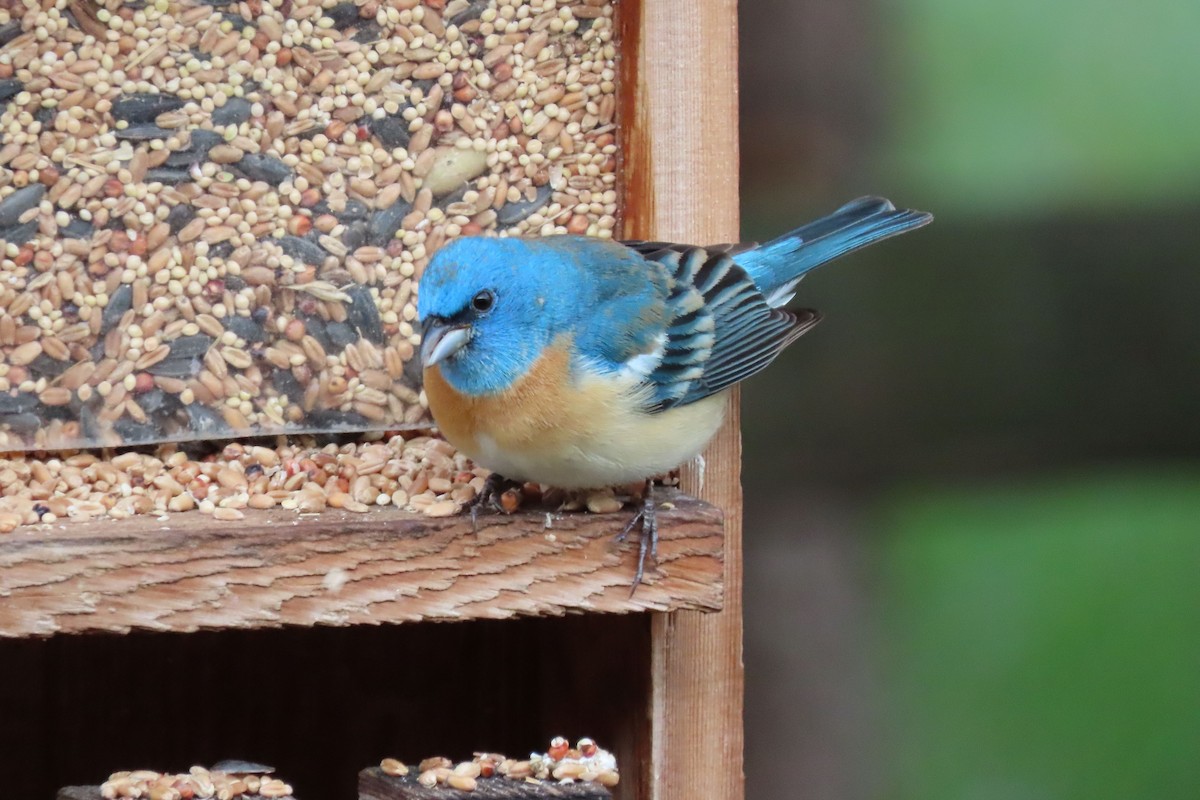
[621,1,745,799]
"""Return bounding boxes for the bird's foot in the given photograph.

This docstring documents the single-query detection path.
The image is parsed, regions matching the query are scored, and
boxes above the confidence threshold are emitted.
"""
[466,472,524,532]
[617,481,658,594]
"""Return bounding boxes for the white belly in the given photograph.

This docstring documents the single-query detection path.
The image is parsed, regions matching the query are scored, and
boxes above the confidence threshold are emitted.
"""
[472,392,728,489]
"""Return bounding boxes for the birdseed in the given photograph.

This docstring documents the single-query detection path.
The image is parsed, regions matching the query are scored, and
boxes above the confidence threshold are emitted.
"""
[99,764,293,800]
[0,0,619,451]
[378,736,619,792]
[0,429,491,531]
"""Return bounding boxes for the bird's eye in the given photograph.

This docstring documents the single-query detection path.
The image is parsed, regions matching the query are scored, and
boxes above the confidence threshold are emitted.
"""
[471,290,495,313]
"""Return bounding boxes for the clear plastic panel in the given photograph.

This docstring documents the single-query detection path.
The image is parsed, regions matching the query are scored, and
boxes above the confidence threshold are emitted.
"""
[0,0,617,450]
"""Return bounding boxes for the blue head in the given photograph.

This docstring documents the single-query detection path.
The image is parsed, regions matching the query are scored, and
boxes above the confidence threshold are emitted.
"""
[418,236,665,396]
[418,237,583,396]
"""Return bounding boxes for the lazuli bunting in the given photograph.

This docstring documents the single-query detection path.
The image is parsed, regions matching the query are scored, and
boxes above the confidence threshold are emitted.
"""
[418,197,932,585]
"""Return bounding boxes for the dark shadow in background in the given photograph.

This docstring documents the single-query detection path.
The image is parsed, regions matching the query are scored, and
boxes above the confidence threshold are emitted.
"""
[738,2,1200,799]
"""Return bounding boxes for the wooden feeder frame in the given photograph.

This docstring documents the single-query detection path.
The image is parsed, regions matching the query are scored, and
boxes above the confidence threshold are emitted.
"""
[1,2,743,799]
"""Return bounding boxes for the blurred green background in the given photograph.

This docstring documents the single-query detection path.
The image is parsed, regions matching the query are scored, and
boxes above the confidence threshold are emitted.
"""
[737,1,1200,798]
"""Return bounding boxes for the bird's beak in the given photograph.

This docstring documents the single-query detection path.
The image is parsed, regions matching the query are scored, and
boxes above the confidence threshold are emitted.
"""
[420,319,471,367]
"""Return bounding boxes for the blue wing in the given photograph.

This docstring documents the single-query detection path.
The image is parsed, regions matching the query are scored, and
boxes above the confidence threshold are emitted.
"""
[619,197,931,412]
[619,242,820,412]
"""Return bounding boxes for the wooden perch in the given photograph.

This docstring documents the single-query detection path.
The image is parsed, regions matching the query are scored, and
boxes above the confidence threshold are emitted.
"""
[0,489,723,637]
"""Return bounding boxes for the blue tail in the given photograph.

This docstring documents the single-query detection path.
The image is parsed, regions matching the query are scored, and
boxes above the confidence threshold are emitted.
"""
[737,197,932,304]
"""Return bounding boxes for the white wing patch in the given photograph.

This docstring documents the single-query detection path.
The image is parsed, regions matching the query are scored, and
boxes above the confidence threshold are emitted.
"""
[621,331,667,379]
[763,276,803,308]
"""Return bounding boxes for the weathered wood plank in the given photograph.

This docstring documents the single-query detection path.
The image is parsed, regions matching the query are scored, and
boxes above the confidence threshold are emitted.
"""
[0,489,723,638]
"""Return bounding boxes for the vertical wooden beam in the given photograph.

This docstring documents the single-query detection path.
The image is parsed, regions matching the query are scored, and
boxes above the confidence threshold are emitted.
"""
[621,1,743,799]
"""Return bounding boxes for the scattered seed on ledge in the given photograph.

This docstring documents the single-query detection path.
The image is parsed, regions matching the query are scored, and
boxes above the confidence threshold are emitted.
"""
[0,432,489,532]
[377,737,619,793]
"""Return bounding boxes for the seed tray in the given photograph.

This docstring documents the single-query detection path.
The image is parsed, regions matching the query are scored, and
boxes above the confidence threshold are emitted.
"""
[360,768,609,800]
[56,789,296,800]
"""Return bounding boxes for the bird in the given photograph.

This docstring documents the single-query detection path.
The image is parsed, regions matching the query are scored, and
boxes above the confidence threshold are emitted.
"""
[417,196,932,587]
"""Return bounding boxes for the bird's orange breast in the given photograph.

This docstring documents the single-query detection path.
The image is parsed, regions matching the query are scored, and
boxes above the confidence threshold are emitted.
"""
[422,339,728,488]
[422,340,601,458]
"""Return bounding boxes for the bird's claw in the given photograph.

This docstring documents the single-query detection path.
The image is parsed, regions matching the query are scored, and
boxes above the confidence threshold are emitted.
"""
[471,477,660,593]
[618,482,658,594]
[466,472,522,532]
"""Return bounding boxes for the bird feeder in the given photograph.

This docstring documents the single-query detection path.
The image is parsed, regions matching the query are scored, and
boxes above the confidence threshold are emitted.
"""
[0,0,743,798]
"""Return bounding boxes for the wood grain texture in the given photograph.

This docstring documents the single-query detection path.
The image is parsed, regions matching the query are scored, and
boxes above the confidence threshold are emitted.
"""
[620,1,745,800]
[0,489,722,638]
